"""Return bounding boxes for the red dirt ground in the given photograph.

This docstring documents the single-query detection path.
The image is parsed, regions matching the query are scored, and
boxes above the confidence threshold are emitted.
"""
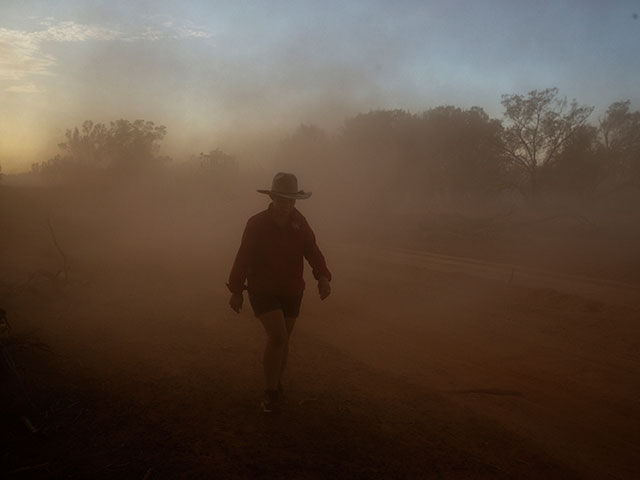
[2,185,639,479]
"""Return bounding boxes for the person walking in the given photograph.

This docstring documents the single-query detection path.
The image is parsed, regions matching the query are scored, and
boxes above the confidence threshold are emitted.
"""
[227,172,331,413]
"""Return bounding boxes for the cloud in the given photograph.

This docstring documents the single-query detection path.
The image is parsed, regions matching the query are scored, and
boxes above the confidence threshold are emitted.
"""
[0,28,53,81]
[35,19,121,42]
[0,21,118,83]
[4,83,43,93]
[0,17,213,87]
[124,16,214,41]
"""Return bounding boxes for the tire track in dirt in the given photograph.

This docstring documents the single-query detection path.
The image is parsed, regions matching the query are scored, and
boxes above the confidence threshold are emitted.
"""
[337,243,640,307]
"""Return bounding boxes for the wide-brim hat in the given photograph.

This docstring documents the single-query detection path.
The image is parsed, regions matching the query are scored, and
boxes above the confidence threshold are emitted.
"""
[257,172,312,200]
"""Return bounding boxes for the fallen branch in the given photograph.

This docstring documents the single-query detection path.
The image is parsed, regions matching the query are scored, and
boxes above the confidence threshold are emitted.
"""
[47,216,69,282]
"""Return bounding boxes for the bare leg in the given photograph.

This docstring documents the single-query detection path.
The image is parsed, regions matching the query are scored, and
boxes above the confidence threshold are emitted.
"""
[279,316,297,387]
[258,310,289,390]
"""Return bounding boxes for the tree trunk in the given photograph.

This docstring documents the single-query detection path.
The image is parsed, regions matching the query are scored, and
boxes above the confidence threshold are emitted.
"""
[529,165,540,202]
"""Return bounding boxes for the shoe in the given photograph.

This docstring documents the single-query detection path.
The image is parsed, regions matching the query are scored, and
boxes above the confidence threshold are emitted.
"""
[261,389,281,413]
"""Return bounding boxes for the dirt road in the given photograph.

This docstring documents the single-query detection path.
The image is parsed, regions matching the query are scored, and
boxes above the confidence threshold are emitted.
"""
[2,186,639,478]
[300,243,640,479]
[2,253,584,479]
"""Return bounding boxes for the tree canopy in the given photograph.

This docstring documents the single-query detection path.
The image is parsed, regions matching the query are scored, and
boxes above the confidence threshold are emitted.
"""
[26,90,640,209]
[599,100,640,187]
[34,119,167,178]
[500,88,594,196]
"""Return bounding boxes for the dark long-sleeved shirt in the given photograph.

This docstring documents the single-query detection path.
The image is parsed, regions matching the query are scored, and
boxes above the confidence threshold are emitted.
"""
[227,204,331,296]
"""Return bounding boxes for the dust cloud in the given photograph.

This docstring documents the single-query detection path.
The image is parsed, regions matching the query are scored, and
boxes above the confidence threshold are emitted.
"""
[2,98,640,479]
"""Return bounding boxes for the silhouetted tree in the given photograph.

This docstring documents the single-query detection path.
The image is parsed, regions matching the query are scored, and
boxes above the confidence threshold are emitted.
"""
[599,100,640,189]
[500,88,594,197]
[199,149,239,184]
[275,124,333,184]
[31,154,76,179]
[33,119,167,180]
[58,120,109,167]
[544,124,605,199]
[106,119,167,175]
[419,106,505,200]
[338,107,505,207]
[340,109,417,204]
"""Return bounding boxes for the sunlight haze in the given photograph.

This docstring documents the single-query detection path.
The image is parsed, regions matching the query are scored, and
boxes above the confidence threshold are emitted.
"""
[1,0,638,172]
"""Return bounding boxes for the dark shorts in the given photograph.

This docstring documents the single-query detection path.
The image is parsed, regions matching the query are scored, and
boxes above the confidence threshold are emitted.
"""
[248,292,303,319]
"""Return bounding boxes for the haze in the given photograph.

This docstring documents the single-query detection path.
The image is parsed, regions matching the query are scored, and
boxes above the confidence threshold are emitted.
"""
[1,0,639,171]
[2,1,640,478]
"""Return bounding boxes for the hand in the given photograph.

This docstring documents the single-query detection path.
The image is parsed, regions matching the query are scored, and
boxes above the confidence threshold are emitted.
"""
[318,277,331,300]
[229,292,243,313]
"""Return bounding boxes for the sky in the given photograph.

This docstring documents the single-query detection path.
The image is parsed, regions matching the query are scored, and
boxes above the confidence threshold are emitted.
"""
[1,0,639,172]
